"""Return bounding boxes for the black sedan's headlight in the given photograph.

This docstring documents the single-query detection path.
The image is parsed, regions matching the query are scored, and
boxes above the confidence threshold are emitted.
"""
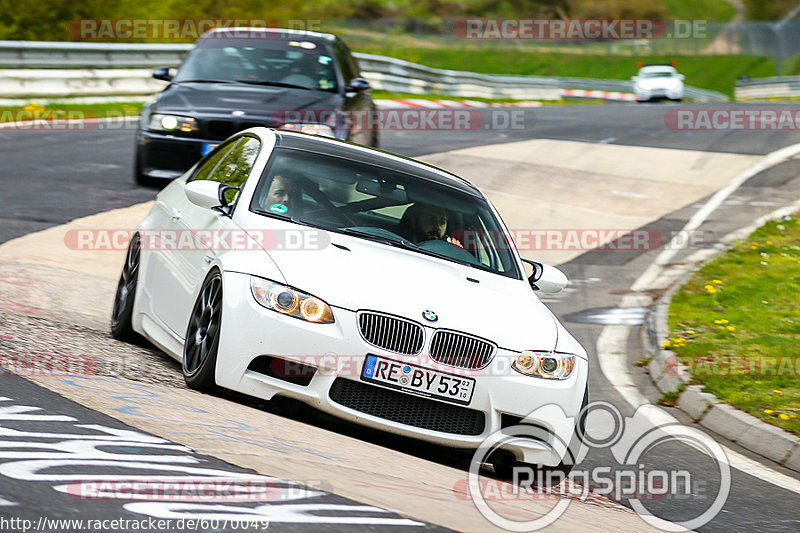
[148,113,198,133]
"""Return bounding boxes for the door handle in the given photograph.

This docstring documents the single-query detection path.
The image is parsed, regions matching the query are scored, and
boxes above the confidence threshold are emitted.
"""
[171,208,181,222]
[203,254,214,264]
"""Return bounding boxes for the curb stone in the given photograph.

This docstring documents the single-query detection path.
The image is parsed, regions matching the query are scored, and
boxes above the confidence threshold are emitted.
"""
[643,207,800,474]
[677,386,717,421]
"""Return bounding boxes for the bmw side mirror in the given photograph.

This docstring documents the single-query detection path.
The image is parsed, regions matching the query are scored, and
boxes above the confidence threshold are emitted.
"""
[347,77,371,92]
[152,67,173,82]
[521,259,568,293]
[185,181,239,211]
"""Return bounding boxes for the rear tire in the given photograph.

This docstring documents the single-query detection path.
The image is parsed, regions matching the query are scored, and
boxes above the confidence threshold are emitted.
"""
[111,234,142,342]
[182,270,223,391]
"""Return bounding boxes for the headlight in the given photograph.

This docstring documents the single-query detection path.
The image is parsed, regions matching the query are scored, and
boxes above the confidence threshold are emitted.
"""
[512,351,575,380]
[149,114,198,133]
[279,123,335,137]
[250,277,334,324]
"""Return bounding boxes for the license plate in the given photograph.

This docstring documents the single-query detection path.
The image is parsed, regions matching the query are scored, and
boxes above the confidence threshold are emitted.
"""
[361,355,475,405]
[201,143,218,156]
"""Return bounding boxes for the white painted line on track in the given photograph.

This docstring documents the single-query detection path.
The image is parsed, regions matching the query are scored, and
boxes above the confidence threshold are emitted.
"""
[633,142,800,291]
[597,142,800,495]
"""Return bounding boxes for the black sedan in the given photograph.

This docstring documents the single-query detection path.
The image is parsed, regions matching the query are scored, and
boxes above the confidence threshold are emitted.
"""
[135,27,377,185]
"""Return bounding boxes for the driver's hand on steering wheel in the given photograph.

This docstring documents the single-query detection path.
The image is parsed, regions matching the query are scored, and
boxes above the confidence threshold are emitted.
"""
[445,235,463,248]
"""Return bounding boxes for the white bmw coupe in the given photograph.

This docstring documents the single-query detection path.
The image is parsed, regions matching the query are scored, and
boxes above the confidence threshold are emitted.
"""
[112,128,588,473]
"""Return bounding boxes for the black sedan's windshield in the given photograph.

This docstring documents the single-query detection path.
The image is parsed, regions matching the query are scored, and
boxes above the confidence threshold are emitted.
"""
[174,38,338,92]
[249,147,521,279]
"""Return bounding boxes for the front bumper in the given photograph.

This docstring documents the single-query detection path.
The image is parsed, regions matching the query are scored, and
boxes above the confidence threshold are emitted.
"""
[216,271,588,466]
[136,131,219,180]
[635,87,684,101]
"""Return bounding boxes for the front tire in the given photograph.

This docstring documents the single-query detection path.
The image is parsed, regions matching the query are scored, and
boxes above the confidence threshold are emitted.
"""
[134,147,160,187]
[111,234,142,342]
[182,270,223,391]
[492,386,589,481]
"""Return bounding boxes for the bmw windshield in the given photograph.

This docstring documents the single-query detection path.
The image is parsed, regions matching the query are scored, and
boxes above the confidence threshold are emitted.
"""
[174,37,338,92]
[249,147,521,279]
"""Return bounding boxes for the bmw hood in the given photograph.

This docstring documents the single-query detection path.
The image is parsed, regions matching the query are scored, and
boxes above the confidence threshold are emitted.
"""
[258,230,559,352]
[154,83,342,117]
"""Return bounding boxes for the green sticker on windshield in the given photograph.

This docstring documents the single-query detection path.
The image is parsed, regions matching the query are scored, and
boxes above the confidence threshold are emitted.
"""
[269,203,288,214]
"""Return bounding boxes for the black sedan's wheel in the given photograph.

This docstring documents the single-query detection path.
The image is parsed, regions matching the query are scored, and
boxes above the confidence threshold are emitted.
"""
[111,234,141,342]
[182,270,223,391]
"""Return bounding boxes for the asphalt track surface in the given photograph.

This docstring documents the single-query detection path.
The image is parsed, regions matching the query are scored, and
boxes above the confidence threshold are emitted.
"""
[2,102,800,531]
[0,374,441,532]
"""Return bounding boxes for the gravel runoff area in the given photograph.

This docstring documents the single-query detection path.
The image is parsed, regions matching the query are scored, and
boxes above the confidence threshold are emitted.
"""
[0,311,186,388]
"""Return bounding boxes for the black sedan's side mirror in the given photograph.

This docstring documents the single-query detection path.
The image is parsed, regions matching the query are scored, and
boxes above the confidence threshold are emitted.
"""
[347,78,371,92]
[152,67,173,82]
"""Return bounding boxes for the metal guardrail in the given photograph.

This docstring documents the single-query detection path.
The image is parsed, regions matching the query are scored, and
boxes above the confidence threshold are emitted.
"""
[0,40,727,103]
[735,75,800,100]
[354,53,560,100]
[0,40,191,68]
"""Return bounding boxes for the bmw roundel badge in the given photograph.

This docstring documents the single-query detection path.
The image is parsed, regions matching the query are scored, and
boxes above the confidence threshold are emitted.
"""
[422,310,438,322]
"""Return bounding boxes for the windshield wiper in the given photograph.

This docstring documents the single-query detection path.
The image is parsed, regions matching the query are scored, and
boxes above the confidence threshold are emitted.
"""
[342,228,415,249]
[341,228,474,267]
[251,209,318,228]
[174,79,246,85]
[237,80,312,90]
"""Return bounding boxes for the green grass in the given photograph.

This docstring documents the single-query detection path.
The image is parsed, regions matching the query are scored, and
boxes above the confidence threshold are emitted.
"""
[662,0,738,22]
[0,102,143,123]
[352,44,774,98]
[667,214,800,435]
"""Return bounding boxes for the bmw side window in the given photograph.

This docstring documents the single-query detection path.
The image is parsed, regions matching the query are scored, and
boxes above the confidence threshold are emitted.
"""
[189,141,237,182]
[208,137,261,188]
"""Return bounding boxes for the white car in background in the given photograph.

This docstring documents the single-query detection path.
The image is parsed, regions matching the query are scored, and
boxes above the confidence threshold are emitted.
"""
[111,128,589,476]
[633,64,685,102]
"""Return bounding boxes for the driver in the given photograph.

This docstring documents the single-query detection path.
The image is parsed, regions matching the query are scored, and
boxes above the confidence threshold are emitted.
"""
[263,173,301,216]
[401,203,462,247]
